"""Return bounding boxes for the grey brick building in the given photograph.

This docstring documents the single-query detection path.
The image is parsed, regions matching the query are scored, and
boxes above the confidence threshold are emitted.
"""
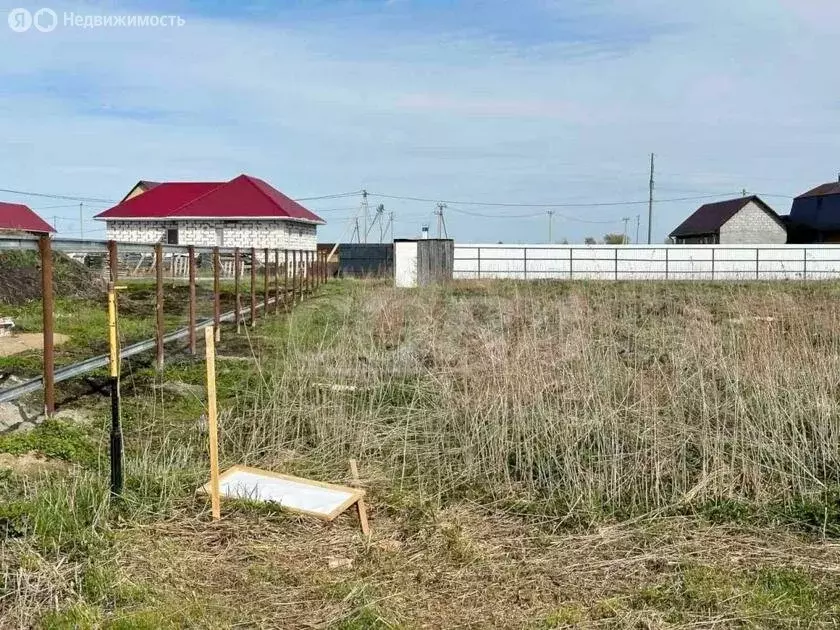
[669,196,786,244]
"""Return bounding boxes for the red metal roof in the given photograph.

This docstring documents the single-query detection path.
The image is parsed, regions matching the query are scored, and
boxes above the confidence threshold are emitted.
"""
[96,182,223,219]
[0,202,56,233]
[95,175,325,224]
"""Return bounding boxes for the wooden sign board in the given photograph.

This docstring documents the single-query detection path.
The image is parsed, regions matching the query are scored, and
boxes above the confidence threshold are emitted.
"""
[198,464,364,521]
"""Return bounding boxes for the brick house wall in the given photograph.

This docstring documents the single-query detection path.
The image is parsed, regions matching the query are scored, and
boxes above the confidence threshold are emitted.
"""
[719,201,787,244]
[104,219,318,251]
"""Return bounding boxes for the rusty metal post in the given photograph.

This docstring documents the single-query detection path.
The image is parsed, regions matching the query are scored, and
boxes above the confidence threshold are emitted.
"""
[155,243,164,370]
[250,247,257,326]
[39,235,55,416]
[188,246,197,355]
[291,250,297,305]
[284,250,289,310]
[108,240,118,285]
[234,247,241,333]
[263,248,270,314]
[274,249,280,314]
[213,247,221,342]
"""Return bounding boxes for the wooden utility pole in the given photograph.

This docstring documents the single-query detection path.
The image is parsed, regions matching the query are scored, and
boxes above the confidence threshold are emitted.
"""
[647,153,655,244]
[547,210,554,243]
[635,214,641,245]
[436,202,448,238]
[362,190,369,244]
[622,217,630,244]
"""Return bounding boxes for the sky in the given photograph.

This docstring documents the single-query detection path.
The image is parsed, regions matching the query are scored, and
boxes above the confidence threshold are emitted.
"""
[0,0,839,243]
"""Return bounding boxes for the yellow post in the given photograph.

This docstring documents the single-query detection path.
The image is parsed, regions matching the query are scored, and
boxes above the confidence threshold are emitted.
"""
[204,326,221,521]
[108,284,124,495]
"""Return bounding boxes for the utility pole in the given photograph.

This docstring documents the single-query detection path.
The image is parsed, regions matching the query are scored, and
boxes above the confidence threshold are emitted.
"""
[53,216,58,235]
[635,214,640,244]
[622,217,630,244]
[435,202,448,238]
[547,210,554,243]
[647,153,654,244]
[389,211,394,242]
[79,202,84,240]
[361,190,369,244]
[741,188,747,197]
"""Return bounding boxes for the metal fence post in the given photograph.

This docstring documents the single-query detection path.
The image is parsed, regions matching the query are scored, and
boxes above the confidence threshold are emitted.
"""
[263,248,270,314]
[284,250,289,309]
[614,248,619,281]
[108,240,118,286]
[756,247,760,280]
[477,247,481,279]
[523,248,528,281]
[39,235,55,416]
[188,246,197,354]
[665,248,670,280]
[803,248,808,281]
[292,250,297,304]
[274,249,280,314]
[711,247,715,281]
[569,248,573,280]
[213,247,221,342]
[234,248,241,333]
[250,247,257,326]
[155,243,164,370]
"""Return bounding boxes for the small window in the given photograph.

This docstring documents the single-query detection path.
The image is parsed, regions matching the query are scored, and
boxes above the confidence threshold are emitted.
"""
[166,229,178,245]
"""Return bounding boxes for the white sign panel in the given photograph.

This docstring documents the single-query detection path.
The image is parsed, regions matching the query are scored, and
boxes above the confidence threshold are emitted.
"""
[199,465,364,521]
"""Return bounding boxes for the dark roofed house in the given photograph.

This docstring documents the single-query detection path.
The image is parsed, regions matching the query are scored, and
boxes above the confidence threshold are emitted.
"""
[787,178,840,243]
[669,196,786,245]
[0,202,56,235]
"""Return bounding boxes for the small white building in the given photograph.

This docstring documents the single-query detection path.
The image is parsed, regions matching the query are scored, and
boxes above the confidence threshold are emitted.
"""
[95,174,324,251]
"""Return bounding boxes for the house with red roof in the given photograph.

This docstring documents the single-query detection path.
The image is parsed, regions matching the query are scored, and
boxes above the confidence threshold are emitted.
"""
[0,202,56,235]
[94,174,325,251]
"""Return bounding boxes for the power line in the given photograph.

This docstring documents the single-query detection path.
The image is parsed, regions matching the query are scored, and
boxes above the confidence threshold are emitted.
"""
[0,186,117,204]
[446,205,619,224]
[368,190,740,208]
[294,190,363,201]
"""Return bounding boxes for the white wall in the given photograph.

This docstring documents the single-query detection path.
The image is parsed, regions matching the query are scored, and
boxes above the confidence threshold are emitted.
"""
[720,201,787,244]
[454,244,840,281]
[394,241,419,287]
[104,219,318,251]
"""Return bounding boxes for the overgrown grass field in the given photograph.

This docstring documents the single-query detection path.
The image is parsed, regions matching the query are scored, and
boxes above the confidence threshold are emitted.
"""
[2,279,840,628]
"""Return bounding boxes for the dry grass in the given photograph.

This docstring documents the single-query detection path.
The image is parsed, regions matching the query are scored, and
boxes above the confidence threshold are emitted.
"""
[3,279,840,628]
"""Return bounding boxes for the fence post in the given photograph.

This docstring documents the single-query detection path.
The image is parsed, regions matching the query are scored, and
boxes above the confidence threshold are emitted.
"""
[803,248,808,281]
[569,248,573,280]
[108,240,118,286]
[756,247,760,280]
[274,249,280,314]
[308,251,314,293]
[250,247,257,326]
[263,248,270,314]
[292,250,298,303]
[477,247,481,279]
[665,248,670,280]
[213,247,221,342]
[188,246,197,354]
[614,248,618,281]
[234,247,241,333]
[711,247,715,281]
[39,235,55,416]
[155,243,164,370]
[523,248,528,281]
[284,250,290,309]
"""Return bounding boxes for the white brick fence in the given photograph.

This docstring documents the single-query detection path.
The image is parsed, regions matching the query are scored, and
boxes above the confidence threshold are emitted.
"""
[453,244,840,281]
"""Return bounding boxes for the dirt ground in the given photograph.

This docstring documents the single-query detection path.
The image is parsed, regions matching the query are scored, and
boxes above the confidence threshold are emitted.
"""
[0,332,69,357]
